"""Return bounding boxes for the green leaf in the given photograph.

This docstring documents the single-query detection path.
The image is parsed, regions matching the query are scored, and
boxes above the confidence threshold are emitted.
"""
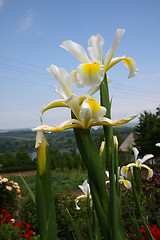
[130,213,144,240]
[73,127,111,240]
[86,194,94,240]
[100,74,125,240]
[35,134,57,240]
[133,168,142,194]
[19,174,35,204]
[66,208,84,240]
[93,210,102,240]
[150,191,160,227]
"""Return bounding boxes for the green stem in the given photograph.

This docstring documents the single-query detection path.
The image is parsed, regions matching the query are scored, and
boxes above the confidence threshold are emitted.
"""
[74,128,111,240]
[100,75,125,240]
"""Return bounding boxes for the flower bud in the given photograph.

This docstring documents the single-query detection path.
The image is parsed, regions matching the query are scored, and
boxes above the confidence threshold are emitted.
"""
[35,131,48,175]
[113,135,118,148]
[100,141,105,156]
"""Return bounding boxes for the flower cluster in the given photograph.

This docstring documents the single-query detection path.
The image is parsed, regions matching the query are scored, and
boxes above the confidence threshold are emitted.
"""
[0,176,21,213]
[0,209,34,239]
[33,29,138,134]
[0,209,15,225]
[75,167,132,210]
[105,168,132,189]
[141,225,160,240]
[0,176,21,198]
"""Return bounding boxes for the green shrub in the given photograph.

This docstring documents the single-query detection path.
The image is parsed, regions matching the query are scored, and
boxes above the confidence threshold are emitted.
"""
[19,192,89,239]
[0,222,20,240]
[19,197,38,233]
[54,192,89,240]
[0,176,21,214]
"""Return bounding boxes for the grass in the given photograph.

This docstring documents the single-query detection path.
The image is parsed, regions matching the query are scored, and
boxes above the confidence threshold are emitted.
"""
[8,170,87,197]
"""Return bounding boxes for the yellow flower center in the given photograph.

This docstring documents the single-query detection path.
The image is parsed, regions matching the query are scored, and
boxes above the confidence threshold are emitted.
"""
[87,99,101,113]
[82,62,101,76]
[123,166,129,173]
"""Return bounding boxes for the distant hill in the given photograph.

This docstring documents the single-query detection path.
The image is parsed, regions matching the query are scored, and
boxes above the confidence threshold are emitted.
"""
[0,123,136,153]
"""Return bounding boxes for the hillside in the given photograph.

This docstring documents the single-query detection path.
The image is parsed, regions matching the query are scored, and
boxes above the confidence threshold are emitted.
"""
[0,123,136,153]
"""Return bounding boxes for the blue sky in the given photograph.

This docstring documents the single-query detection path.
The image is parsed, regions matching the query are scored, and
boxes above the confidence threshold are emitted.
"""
[0,0,160,130]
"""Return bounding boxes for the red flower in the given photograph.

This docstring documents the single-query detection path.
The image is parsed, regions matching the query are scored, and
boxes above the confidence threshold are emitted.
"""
[28,230,34,236]
[22,221,27,225]
[1,209,35,239]
[25,223,30,230]
[22,233,31,238]
[14,222,21,228]
[149,225,160,239]
[141,225,160,240]
[1,209,13,218]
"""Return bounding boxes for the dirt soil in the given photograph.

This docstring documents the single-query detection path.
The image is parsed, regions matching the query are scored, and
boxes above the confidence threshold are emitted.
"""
[1,170,37,177]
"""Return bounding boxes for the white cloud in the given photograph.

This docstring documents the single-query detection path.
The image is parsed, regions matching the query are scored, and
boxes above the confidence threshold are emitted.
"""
[19,9,33,31]
[138,72,160,79]
[0,0,4,8]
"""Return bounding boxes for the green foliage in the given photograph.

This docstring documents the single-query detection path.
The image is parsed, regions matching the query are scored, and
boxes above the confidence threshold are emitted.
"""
[0,150,36,173]
[54,192,89,240]
[0,127,134,154]
[48,149,85,171]
[95,128,124,150]
[0,148,85,173]
[121,168,160,238]
[0,222,20,240]
[18,190,89,239]
[0,169,159,239]
[134,106,160,157]
[19,197,38,233]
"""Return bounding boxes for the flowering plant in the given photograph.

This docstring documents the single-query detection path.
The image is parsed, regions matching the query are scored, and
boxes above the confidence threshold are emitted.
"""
[0,209,36,239]
[32,29,156,239]
[0,176,21,212]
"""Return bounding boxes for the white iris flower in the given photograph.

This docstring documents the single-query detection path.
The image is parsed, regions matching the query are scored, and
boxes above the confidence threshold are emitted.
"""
[60,29,137,88]
[33,35,137,133]
[75,180,92,210]
[33,95,137,132]
[121,147,154,179]
[155,143,160,147]
[105,168,132,189]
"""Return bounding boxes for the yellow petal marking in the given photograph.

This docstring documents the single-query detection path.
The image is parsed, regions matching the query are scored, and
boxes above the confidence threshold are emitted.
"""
[87,99,101,114]
[42,101,69,115]
[41,101,69,122]
[79,96,87,105]
[105,57,137,78]
[123,166,129,173]
[82,62,101,76]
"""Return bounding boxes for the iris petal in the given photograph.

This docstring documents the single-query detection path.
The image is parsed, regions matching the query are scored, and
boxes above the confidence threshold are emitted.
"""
[104,29,125,72]
[106,56,138,78]
[47,65,72,98]
[88,34,104,62]
[40,99,69,122]
[141,164,153,179]
[60,40,90,63]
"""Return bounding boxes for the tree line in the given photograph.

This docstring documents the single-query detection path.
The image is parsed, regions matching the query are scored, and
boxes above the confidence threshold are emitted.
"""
[0,149,85,173]
[133,106,160,158]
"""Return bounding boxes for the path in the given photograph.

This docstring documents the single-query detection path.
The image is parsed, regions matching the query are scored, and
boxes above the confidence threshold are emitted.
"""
[1,170,37,177]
